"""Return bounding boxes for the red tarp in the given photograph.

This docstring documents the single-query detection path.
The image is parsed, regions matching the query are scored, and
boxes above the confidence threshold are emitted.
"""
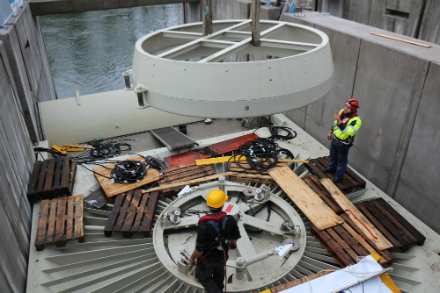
[163,133,259,167]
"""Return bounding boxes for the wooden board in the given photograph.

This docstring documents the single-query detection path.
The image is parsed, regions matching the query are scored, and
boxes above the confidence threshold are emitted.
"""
[320,178,393,250]
[27,156,76,200]
[104,190,159,237]
[268,167,342,230]
[356,198,426,250]
[265,268,335,292]
[84,188,108,208]
[229,161,288,174]
[302,175,343,214]
[163,133,259,167]
[159,165,215,196]
[93,156,160,199]
[229,173,276,185]
[35,194,84,251]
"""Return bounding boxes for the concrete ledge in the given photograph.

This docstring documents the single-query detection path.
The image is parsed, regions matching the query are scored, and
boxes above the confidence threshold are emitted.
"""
[29,0,200,16]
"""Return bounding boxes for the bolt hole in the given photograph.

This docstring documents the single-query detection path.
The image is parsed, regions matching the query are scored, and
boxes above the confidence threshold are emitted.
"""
[226,70,228,73]
[269,67,271,69]
[245,106,249,111]
[270,79,272,81]
[184,69,186,71]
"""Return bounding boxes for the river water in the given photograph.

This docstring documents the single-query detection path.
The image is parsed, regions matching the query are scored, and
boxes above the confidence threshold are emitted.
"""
[40,5,182,99]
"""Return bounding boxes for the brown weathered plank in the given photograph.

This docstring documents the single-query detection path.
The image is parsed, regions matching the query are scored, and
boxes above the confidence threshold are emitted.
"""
[357,202,403,249]
[163,162,197,173]
[371,200,418,243]
[35,200,50,251]
[333,225,369,258]
[306,161,326,179]
[52,157,63,191]
[376,198,426,245]
[104,194,125,237]
[67,161,76,194]
[54,197,67,247]
[73,194,84,242]
[363,201,412,248]
[35,160,48,194]
[161,165,214,182]
[85,188,108,209]
[140,191,159,236]
[320,178,392,250]
[65,196,74,240]
[43,159,56,193]
[315,158,350,190]
[303,177,343,214]
[60,157,71,190]
[113,190,135,232]
[311,224,355,267]
[28,161,42,197]
[131,193,149,233]
[268,268,336,292]
[121,189,143,236]
[93,156,161,198]
[45,198,58,244]
[162,169,216,195]
[269,167,342,230]
[230,177,276,185]
[340,214,394,263]
[321,156,359,187]
[326,227,359,262]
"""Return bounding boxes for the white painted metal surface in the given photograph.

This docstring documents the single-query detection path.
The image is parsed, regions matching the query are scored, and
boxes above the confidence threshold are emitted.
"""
[129,20,334,118]
[26,114,440,293]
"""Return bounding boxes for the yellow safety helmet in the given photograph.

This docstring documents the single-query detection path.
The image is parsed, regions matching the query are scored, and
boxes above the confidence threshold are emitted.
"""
[207,190,228,208]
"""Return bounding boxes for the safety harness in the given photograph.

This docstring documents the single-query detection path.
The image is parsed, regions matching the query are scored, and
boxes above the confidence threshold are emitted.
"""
[197,212,229,261]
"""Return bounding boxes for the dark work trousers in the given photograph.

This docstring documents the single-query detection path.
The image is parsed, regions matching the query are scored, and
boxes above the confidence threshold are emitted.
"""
[328,139,351,179]
[195,257,226,293]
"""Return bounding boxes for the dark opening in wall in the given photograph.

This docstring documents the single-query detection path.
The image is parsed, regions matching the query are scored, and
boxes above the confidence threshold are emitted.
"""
[385,8,410,19]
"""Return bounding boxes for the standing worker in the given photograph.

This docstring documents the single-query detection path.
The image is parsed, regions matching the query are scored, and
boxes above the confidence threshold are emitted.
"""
[324,99,362,183]
[190,190,241,293]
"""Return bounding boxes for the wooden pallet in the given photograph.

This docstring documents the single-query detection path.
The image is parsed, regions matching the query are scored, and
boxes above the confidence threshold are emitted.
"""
[229,173,276,185]
[84,188,108,209]
[104,190,159,237]
[159,164,216,196]
[229,161,288,174]
[311,213,394,268]
[305,156,366,193]
[35,194,84,251]
[355,198,426,250]
[27,156,76,200]
[302,175,343,214]
[92,156,161,199]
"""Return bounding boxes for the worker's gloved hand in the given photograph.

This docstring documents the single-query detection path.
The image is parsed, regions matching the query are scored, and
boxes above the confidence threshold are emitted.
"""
[229,241,237,250]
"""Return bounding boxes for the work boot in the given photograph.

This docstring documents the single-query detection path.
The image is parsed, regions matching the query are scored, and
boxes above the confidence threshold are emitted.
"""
[322,168,336,173]
[331,177,342,184]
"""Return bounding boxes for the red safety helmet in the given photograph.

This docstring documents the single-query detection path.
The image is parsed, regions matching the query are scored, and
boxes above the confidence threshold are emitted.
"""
[346,99,359,109]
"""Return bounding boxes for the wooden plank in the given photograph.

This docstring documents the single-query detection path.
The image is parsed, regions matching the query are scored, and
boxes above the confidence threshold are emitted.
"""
[376,198,426,245]
[104,194,125,237]
[251,0,260,46]
[311,224,354,267]
[35,200,50,251]
[229,177,276,185]
[131,193,149,233]
[341,214,394,264]
[326,227,359,262]
[315,158,350,190]
[363,201,412,248]
[333,225,369,257]
[306,161,327,178]
[163,162,197,173]
[320,178,393,250]
[45,198,58,244]
[35,160,48,194]
[113,190,134,232]
[321,156,358,188]
[54,197,67,247]
[27,161,42,197]
[162,165,215,181]
[371,32,431,48]
[162,169,216,187]
[67,161,76,194]
[65,196,74,240]
[269,167,342,230]
[371,200,418,243]
[60,156,71,190]
[52,157,63,191]
[92,156,161,198]
[84,187,108,209]
[357,202,403,249]
[268,268,335,292]
[303,177,343,214]
[73,194,84,242]
[121,189,143,236]
[140,191,160,236]
[142,172,237,193]
[42,159,56,193]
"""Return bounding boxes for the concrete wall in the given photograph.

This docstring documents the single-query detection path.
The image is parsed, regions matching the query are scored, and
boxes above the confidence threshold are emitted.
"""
[283,12,440,234]
[320,0,440,45]
[0,40,35,293]
[0,3,57,141]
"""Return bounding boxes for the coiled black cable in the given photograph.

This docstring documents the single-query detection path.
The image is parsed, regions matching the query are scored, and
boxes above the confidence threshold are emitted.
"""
[110,160,148,183]
[267,126,297,141]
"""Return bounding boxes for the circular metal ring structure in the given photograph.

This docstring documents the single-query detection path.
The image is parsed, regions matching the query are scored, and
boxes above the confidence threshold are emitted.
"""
[153,183,306,292]
[130,20,334,118]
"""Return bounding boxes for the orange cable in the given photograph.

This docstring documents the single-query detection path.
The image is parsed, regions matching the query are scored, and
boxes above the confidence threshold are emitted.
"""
[345,209,378,240]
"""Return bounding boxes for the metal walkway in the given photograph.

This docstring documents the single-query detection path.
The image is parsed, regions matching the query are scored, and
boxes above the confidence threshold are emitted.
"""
[150,127,198,151]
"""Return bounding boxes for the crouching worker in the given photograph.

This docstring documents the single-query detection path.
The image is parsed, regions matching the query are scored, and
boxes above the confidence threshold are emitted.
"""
[190,190,241,293]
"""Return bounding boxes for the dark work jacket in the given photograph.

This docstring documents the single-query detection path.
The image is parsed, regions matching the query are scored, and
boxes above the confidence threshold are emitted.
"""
[195,215,241,262]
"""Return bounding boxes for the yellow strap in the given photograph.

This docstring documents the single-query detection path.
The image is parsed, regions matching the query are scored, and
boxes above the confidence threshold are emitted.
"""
[370,253,401,293]
[196,156,309,165]
[259,290,271,293]
[51,145,67,154]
